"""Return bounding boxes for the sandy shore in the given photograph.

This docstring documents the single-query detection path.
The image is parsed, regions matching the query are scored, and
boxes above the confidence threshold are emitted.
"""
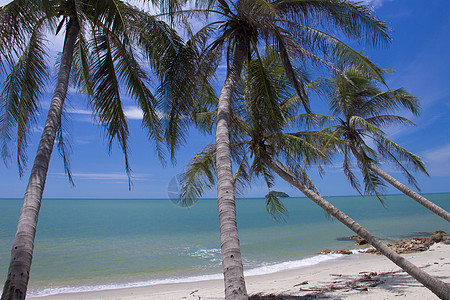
[34,243,449,300]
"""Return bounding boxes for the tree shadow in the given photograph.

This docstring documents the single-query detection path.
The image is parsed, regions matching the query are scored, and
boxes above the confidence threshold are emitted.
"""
[249,293,328,299]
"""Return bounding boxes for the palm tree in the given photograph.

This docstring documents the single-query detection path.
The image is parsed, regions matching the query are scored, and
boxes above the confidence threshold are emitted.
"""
[170,1,391,297]
[0,1,182,298]
[178,50,450,299]
[324,67,450,221]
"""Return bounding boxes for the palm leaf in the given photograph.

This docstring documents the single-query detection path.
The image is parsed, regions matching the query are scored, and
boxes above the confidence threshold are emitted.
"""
[0,26,48,174]
[178,144,217,207]
[90,29,131,186]
[265,191,288,222]
[56,110,74,185]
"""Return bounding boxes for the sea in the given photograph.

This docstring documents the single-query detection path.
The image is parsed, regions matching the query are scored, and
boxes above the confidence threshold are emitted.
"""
[0,193,449,297]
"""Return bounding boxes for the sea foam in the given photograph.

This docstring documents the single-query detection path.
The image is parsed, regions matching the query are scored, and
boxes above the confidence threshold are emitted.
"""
[28,251,359,298]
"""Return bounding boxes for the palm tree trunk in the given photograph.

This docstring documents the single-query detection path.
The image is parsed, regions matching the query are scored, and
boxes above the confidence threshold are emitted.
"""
[263,158,450,300]
[368,163,450,222]
[1,18,79,300]
[216,40,249,300]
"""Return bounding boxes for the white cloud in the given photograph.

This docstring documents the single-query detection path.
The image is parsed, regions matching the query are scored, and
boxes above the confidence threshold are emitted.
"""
[66,108,92,115]
[67,106,145,120]
[361,0,391,8]
[422,144,450,176]
[423,144,450,163]
[75,139,90,145]
[53,172,151,181]
[124,106,144,120]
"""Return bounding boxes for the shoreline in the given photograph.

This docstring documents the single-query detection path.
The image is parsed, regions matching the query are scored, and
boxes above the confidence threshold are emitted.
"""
[32,243,449,299]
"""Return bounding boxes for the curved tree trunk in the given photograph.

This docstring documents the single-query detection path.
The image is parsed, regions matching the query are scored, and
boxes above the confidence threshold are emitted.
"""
[264,158,450,300]
[368,163,450,222]
[1,18,79,300]
[215,40,248,300]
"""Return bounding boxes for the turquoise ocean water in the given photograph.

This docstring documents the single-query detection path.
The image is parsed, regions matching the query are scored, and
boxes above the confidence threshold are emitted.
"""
[0,193,449,297]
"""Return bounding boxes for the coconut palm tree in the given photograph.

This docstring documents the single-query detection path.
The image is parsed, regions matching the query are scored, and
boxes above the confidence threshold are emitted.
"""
[178,50,450,299]
[167,1,391,297]
[0,1,183,298]
[324,67,450,221]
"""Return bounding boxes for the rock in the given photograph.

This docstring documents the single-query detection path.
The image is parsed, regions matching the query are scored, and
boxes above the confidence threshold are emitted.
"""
[441,237,450,245]
[430,234,443,243]
[434,230,447,235]
[356,236,368,245]
[338,249,353,255]
[411,237,428,243]
[413,244,430,252]
[321,249,332,254]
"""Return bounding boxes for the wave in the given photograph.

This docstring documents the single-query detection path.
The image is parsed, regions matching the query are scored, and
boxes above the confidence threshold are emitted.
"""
[185,247,222,263]
[28,250,362,298]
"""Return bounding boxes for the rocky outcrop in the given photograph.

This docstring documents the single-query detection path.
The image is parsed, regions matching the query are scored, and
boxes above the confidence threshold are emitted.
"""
[359,231,448,255]
[349,235,368,245]
[322,231,448,256]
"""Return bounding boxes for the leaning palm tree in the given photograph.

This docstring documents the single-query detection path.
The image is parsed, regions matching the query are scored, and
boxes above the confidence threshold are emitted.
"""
[167,1,391,297]
[0,1,184,298]
[324,67,450,221]
[178,50,450,299]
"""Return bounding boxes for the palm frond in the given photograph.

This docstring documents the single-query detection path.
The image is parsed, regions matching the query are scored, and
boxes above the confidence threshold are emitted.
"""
[108,27,164,154]
[354,148,386,203]
[373,135,428,190]
[245,45,287,132]
[71,24,94,95]
[178,144,217,207]
[0,1,44,71]
[90,29,131,186]
[56,110,74,185]
[265,191,288,222]
[272,29,311,113]
[155,23,219,159]
[365,114,415,128]
[286,113,335,130]
[362,88,420,116]
[275,0,390,47]
[0,26,48,174]
[348,115,384,136]
[233,149,252,196]
[342,146,361,194]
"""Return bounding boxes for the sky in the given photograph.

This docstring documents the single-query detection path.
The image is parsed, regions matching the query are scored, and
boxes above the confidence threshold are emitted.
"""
[0,0,449,200]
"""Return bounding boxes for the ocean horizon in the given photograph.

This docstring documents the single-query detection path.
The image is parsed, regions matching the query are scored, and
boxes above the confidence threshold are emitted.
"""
[1,193,449,297]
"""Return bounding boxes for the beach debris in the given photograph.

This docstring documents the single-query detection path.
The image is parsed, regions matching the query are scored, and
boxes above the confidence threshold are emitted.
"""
[295,272,384,295]
[293,280,309,287]
[249,292,322,299]
[190,289,199,295]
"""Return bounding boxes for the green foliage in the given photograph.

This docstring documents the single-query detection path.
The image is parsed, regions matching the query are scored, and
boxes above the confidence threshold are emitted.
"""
[268,191,289,197]
[321,66,426,197]
[178,48,327,218]
[1,23,48,175]
[0,0,185,183]
[265,191,288,222]
[163,0,392,155]
[178,145,217,207]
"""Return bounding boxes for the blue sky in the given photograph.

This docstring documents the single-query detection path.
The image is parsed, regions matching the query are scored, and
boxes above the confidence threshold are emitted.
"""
[0,0,449,199]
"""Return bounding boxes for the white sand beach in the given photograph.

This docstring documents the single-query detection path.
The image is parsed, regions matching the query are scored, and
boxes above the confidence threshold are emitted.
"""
[34,243,449,299]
